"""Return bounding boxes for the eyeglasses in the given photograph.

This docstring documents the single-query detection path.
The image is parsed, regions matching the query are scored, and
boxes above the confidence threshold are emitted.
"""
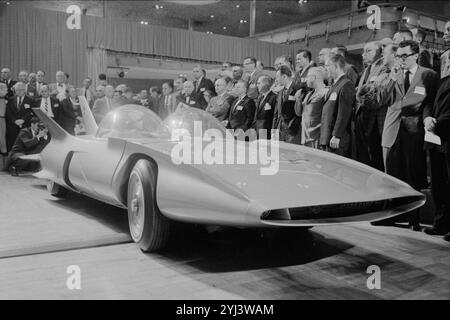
[395,53,416,60]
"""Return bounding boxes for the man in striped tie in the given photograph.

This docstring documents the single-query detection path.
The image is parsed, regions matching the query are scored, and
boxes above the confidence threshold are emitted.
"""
[37,85,60,123]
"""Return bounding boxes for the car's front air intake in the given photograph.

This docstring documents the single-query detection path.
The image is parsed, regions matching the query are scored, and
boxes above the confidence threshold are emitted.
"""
[261,196,424,221]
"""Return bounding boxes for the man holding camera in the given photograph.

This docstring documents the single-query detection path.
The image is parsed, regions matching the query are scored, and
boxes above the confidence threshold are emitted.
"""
[7,117,49,176]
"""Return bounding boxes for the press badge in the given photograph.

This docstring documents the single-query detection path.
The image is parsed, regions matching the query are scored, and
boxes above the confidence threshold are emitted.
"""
[329,92,337,101]
[54,104,59,108]
[414,86,426,95]
[236,105,244,111]
[264,103,271,110]
[288,95,296,101]
[189,101,196,105]
[29,92,34,97]
[24,104,30,109]
[200,88,205,92]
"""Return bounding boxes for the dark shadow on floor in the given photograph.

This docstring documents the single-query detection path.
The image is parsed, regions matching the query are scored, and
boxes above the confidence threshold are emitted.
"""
[44,189,129,235]
[151,225,355,273]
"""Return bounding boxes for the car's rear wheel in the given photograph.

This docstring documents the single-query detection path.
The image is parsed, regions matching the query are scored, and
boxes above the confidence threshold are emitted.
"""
[47,180,67,197]
[127,160,171,252]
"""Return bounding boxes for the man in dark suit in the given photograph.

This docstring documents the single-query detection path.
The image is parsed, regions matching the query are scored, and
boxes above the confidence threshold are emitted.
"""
[177,81,202,109]
[423,26,450,238]
[321,54,355,157]
[7,117,49,176]
[294,49,316,93]
[25,73,39,100]
[354,41,386,170]
[382,40,439,230]
[35,85,60,124]
[331,45,359,86]
[193,65,215,109]
[272,65,301,144]
[0,68,17,99]
[226,80,256,132]
[243,57,263,101]
[252,75,276,139]
[5,82,34,152]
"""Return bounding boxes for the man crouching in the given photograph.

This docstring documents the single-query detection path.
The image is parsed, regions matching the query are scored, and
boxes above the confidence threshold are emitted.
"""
[7,117,49,176]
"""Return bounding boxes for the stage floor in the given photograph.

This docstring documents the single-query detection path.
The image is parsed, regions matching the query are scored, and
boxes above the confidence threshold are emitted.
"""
[0,173,449,299]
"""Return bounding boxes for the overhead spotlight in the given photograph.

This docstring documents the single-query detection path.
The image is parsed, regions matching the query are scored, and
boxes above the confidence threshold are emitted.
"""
[268,11,272,14]
[298,0,308,4]
[206,31,213,34]
[223,26,227,30]
[155,4,163,9]
[210,15,214,18]
[236,4,240,8]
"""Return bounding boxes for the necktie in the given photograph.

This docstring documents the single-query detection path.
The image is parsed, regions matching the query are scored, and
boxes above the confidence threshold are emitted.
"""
[165,96,169,107]
[44,99,49,114]
[404,71,411,93]
[282,87,288,103]
[84,89,88,98]
[363,65,371,85]
[17,97,22,109]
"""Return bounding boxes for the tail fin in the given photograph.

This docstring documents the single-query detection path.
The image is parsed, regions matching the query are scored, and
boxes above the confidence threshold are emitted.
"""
[78,96,98,136]
[33,108,71,141]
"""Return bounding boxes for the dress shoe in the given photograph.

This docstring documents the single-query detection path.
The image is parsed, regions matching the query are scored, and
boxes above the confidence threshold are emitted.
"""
[443,233,450,242]
[410,224,422,232]
[9,166,18,176]
[424,228,450,236]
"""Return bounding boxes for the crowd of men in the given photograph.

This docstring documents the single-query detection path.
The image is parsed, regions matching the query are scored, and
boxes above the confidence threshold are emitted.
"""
[0,25,449,241]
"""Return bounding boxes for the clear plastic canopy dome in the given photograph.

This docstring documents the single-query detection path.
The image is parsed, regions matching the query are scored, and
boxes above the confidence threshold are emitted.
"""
[164,106,227,138]
[96,105,170,139]
[96,105,226,140]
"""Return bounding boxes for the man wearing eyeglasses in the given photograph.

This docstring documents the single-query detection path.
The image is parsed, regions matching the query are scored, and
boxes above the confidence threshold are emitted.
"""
[381,40,439,231]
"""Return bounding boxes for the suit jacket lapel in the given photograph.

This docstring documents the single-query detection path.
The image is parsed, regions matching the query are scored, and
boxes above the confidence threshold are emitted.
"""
[406,66,422,95]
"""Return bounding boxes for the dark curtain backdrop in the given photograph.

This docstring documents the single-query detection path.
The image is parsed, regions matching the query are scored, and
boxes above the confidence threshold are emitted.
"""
[0,5,293,86]
[0,5,87,86]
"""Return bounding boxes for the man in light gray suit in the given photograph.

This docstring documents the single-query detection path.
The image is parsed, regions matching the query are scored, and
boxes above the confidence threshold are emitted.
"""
[380,40,439,230]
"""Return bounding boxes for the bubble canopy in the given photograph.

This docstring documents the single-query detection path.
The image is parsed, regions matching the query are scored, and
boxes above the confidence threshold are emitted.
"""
[96,105,226,139]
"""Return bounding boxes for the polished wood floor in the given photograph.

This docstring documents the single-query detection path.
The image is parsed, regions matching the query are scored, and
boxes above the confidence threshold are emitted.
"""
[0,173,448,299]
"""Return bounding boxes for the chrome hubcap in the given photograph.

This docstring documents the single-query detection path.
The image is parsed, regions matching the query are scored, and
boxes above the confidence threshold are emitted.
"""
[128,173,145,242]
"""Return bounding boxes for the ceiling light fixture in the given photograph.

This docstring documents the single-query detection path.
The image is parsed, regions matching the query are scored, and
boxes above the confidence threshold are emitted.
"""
[164,0,221,5]
[210,15,214,18]
[236,4,240,8]
[268,11,272,14]
[223,26,227,29]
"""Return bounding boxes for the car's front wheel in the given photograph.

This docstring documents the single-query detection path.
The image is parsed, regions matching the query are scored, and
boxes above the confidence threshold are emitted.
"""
[127,160,171,252]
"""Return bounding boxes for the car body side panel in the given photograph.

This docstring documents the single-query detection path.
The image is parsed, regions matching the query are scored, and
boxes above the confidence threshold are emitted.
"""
[112,141,254,226]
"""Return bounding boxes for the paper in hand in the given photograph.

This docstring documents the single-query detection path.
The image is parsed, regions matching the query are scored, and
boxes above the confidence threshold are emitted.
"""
[425,130,441,146]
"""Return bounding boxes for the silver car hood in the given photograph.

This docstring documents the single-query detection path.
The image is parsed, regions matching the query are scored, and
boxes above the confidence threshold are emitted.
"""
[141,139,422,211]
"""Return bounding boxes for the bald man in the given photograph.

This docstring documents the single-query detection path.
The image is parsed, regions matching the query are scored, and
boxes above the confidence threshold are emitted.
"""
[49,71,69,101]
[354,41,385,170]
[392,29,413,45]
